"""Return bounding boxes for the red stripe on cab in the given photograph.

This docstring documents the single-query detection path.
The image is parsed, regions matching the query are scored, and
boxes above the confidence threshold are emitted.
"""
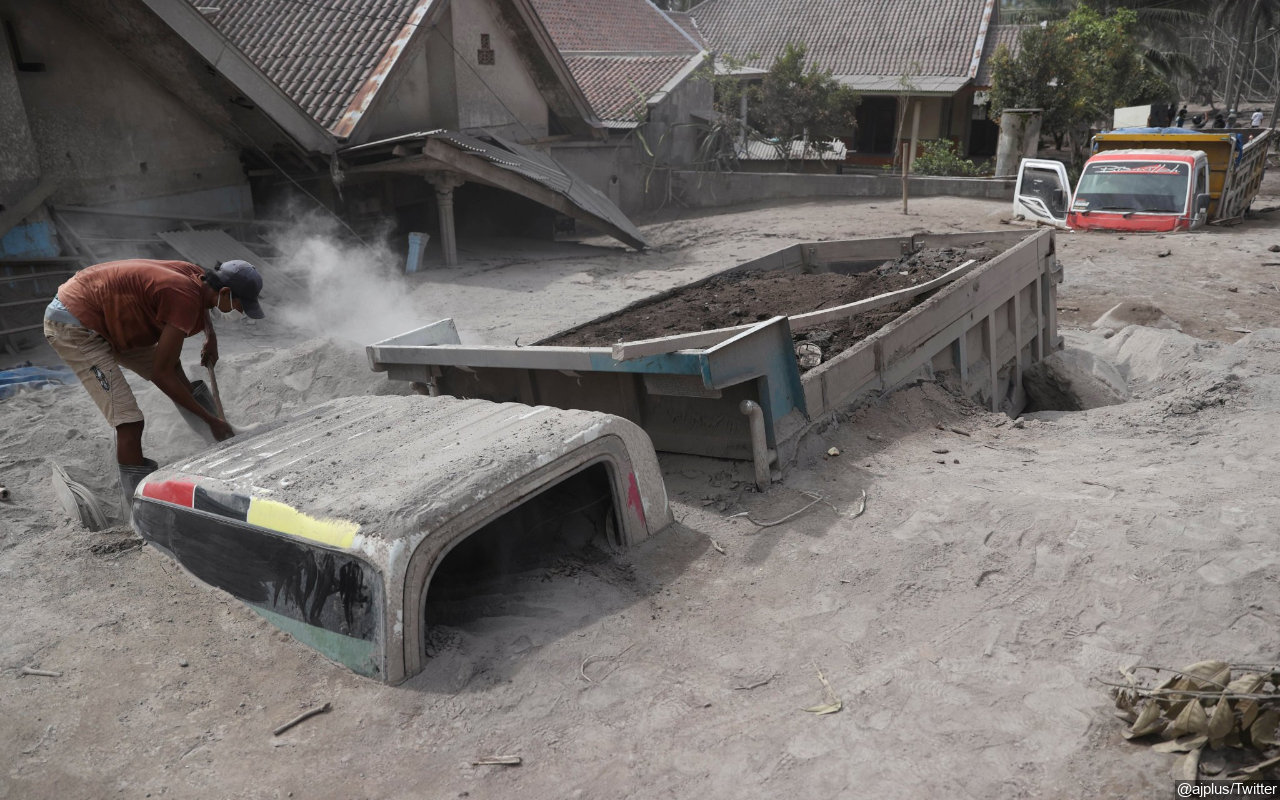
[142,480,196,507]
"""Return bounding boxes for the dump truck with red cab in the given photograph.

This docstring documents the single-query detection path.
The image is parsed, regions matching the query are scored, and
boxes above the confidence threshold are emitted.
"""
[1014,127,1273,233]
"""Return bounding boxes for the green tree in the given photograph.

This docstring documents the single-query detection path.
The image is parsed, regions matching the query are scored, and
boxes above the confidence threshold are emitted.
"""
[750,43,860,164]
[990,6,1174,167]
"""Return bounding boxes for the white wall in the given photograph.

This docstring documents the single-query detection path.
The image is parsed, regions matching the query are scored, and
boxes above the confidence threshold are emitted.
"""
[3,1,247,212]
[550,69,712,214]
[451,0,548,139]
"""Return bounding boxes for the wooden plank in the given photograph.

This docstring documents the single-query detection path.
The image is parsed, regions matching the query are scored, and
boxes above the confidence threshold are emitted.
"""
[369,343,608,370]
[801,344,876,417]
[0,297,54,310]
[802,237,912,265]
[0,322,44,337]
[802,374,826,420]
[612,325,750,361]
[1032,275,1044,360]
[801,239,1047,416]
[731,244,805,273]
[55,205,289,228]
[0,270,74,284]
[1012,289,1024,390]
[869,244,1044,370]
[790,259,976,331]
[817,236,1051,415]
[49,209,98,263]
[984,314,999,412]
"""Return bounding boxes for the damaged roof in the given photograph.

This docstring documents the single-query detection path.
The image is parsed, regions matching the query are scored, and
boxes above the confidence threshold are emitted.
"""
[529,0,705,126]
[191,0,428,132]
[188,0,602,139]
[690,0,997,94]
[341,130,649,249]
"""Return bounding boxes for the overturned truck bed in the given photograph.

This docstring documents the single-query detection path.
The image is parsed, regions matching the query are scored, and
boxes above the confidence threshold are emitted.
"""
[369,229,1061,479]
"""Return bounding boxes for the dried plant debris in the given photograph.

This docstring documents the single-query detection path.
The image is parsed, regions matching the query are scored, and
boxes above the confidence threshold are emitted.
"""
[803,666,842,716]
[1105,661,1280,782]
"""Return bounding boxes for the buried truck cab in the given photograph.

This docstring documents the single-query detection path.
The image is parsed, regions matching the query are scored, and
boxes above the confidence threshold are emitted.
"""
[130,395,672,684]
[1014,127,1272,232]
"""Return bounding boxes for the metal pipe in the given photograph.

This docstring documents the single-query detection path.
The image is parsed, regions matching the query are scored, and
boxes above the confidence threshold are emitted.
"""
[739,399,773,491]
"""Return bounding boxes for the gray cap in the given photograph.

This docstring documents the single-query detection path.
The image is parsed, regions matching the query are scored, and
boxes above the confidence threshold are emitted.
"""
[210,260,264,319]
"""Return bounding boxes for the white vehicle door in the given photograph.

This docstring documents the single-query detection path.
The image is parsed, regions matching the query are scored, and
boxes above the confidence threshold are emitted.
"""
[1013,159,1071,229]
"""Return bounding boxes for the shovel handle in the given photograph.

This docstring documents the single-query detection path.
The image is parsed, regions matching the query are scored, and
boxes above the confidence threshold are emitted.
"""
[206,364,227,421]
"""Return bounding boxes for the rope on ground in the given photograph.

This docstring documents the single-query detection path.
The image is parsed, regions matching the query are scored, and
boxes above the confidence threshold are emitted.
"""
[729,489,866,528]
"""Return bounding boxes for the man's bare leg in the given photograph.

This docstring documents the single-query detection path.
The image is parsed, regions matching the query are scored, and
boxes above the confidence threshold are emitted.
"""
[116,420,145,466]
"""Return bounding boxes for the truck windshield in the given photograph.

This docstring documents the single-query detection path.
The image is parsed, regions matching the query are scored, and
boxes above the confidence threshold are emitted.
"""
[1073,160,1189,214]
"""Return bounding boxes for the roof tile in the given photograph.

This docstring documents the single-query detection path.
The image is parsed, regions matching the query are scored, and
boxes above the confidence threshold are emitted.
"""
[690,0,991,82]
[529,0,701,55]
[191,0,423,131]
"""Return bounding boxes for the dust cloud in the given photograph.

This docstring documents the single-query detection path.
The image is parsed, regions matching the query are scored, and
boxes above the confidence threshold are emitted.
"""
[268,214,434,346]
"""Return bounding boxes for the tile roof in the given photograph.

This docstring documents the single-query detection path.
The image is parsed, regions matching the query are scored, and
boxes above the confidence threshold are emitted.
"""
[529,0,703,125]
[975,23,1028,88]
[190,0,426,131]
[565,55,696,123]
[690,0,993,85]
[529,0,701,54]
[663,11,710,50]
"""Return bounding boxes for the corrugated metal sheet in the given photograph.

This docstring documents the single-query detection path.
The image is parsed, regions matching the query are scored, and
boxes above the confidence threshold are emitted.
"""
[737,138,846,161]
[427,131,648,248]
[156,229,268,270]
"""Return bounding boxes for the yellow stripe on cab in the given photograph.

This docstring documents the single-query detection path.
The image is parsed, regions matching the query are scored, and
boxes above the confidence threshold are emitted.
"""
[246,498,359,549]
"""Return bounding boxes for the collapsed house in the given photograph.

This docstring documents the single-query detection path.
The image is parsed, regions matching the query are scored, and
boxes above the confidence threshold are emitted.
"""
[1,0,680,350]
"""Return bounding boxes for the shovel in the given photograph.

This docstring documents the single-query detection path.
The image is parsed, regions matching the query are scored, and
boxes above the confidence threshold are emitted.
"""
[206,362,227,422]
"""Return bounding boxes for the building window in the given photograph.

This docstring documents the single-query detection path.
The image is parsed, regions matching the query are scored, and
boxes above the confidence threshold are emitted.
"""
[477,33,494,66]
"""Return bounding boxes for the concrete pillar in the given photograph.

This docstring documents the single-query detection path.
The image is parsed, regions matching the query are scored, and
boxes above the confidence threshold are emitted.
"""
[427,172,465,267]
[994,109,1043,178]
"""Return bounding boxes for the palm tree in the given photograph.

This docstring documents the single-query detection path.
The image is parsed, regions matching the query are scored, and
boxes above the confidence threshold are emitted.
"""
[1000,0,1280,110]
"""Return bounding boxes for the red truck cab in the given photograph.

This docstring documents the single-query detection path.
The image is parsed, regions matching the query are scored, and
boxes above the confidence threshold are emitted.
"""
[1014,151,1212,233]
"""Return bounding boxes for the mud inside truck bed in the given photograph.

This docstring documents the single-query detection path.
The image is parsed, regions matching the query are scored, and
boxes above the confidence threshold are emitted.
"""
[545,246,999,370]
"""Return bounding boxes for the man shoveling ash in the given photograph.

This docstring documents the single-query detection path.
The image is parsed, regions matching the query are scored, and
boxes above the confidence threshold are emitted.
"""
[42,258,265,507]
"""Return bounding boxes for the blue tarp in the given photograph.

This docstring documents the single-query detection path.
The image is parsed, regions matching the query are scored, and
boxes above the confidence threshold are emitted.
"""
[0,221,59,259]
[0,365,77,400]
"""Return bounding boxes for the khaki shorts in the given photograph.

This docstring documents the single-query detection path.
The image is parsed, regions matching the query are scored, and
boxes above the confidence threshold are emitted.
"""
[43,319,157,428]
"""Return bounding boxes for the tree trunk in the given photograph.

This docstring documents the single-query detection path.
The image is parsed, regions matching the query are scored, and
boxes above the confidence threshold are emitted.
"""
[1232,0,1264,113]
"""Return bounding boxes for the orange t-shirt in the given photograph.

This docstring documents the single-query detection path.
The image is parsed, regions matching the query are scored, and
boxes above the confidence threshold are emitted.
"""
[58,259,207,351]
